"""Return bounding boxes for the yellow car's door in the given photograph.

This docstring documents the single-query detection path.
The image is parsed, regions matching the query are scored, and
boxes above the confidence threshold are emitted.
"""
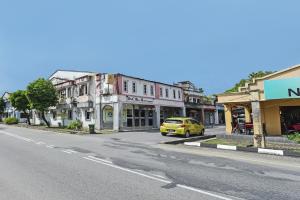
[191,119,201,134]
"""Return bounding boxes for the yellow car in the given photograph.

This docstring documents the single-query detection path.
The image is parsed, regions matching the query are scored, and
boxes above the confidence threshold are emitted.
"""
[160,117,205,138]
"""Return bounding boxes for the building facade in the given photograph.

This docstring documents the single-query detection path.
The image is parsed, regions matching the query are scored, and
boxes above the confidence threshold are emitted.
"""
[174,81,224,126]
[1,92,27,123]
[218,64,300,136]
[98,74,185,131]
[29,70,185,131]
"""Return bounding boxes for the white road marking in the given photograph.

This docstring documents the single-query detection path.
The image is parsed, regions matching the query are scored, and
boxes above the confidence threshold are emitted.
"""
[36,141,46,145]
[82,156,234,200]
[0,130,34,142]
[62,149,78,154]
[87,156,112,164]
[46,145,55,149]
[62,150,73,154]
[150,173,167,179]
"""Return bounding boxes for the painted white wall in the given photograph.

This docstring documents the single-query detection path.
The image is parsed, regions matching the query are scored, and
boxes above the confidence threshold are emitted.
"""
[121,76,156,98]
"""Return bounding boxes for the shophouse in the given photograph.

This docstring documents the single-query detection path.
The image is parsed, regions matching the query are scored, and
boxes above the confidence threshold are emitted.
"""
[174,81,224,126]
[98,74,185,131]
[31,70,98,128]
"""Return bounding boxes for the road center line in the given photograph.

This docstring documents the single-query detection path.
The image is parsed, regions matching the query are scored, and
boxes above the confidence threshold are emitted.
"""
[82,156,234,200]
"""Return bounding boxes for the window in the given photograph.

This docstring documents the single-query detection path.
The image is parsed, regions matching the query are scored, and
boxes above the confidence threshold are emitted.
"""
[52,111,57,120]
[165,89,169,98]
[20,113,27,118]
[132,82,137,93]
[68,110,72,120]
[150,85,154,96]
[148,110,153,126]
[173,89,176,99]
[85,111,91,120]
[67,87,72,98]
[197,99,200,104]
[79,84,87,96]
[160,87,163,97]
[143,84,147,95]
[193,98,196,103]
[60,90,66,99]
[178,91,181,99]
[123,81,128,92]
[127,109,133,127]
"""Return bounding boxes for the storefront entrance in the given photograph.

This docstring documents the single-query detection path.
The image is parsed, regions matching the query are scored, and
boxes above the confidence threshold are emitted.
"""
[123,104,155,130]
[280,106,300,133]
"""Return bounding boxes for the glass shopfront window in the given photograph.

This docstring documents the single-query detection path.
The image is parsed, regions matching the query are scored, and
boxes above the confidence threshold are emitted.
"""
[123,104,155,129]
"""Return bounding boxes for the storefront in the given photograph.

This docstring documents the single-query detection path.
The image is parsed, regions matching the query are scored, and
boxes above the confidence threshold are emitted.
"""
[218,65,300,137]
[122,104,155,129]
[160,106,182,124]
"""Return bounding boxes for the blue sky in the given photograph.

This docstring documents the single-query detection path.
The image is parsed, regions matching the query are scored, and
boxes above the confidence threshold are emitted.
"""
[1,0,300,95]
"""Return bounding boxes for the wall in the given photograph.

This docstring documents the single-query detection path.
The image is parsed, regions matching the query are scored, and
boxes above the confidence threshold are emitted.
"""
[261,99,300,135]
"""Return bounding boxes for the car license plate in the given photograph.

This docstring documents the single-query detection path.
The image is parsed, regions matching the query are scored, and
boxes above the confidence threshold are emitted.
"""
[168,129,175,133]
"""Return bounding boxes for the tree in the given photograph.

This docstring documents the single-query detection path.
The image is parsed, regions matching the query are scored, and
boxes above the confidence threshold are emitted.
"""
[226,71,274,93]
[9,90,31,125]
[0,98,5,120]
[26,78,58,127]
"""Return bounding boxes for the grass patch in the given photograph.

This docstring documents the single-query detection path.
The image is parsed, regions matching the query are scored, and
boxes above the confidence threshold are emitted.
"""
[286,132,300,143]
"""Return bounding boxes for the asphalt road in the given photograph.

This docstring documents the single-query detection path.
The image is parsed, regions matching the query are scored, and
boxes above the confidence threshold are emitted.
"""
[0,125,299,200]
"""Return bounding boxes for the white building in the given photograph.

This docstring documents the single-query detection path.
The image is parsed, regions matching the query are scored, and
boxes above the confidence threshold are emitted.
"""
[31,70,185,131]
[31,70,98,128]
[98,74,185,131]
[1,92,27,123]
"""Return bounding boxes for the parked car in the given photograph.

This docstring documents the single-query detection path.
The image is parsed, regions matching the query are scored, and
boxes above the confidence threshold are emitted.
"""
[160,117,205,138]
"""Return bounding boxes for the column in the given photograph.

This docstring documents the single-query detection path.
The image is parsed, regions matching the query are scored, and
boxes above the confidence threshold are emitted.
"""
[113,102,122,131]
[182,106,186,117]
[224,104,232,134]
[251,101,265,147]
[244,106,251,123]
[155,105,161,128]
[95,103,101,130]
[214,108,219,125]
[201,107,205,124]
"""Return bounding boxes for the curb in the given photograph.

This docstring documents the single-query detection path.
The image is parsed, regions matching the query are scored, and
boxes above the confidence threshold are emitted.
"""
[183,142,300,157]
[163,135,216,145]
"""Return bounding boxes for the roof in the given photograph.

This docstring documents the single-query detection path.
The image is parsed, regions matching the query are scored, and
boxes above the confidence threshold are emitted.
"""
[255,64,300,80]
[48,69,97,79]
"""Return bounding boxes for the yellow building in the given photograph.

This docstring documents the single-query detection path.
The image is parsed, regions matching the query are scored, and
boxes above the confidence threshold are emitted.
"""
[218,64,300,144]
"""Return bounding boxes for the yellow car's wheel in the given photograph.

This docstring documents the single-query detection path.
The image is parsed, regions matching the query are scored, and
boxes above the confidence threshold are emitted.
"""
[184,131,190,138]
[161,132,167,136]
[200,129,204,136]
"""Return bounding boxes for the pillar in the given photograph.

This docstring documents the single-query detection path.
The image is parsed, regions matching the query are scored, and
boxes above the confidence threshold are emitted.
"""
[113,102,122,131]
[182,106,186,117]
[244,106,251,123]
[224,104,232,134]
[214,108,219,125]
[251,101,265,148]
[95,103,101,130]
[201,108,205,124]
[155,105,161,128]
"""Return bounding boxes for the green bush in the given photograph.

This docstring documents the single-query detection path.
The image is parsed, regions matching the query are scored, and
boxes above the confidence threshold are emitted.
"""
[67,120,82,130]
[4,117,19,124]
[287,132,300,143]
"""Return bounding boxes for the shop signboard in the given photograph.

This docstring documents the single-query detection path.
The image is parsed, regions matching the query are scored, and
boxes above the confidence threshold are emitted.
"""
[264,78,300,100]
